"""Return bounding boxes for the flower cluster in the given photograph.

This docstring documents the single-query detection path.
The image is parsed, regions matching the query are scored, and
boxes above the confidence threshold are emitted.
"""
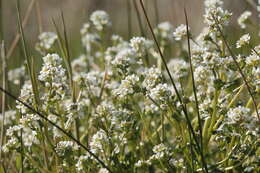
[2,3,260,173]
[35,32,57,55]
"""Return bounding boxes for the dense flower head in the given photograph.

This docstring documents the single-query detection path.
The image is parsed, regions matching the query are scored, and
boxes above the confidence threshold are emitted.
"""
[130,37,152,56]
[35,32,57,55]
[237,11,252,29]
[167,58,189,79]
[142,66,163,90]
[173,24,189,41]
[148,83,172,104]
[227,106,250,124]
[236,33,250,48]
[113,74,140,99]
[90,129,109,154]
[154,22,174,44]
[55,141,79,156]
[8,66,26,85]
[204,0,232,30]
[90,10,111,31]
[111,47,140,73]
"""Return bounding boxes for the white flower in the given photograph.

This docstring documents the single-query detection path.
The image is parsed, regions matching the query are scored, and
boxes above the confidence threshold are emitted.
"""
[23,128,39,147]
[148,83,172,103]
[142,67,162,90]
[0,110,16,125]
[145,103,160,114]
[2,137,19,153]
[72,54,87,73]
[149,143,171,160]
[194,66,211,84]
[238,11,252,29]
[55,141,79,156]
[90,129,109,154]
[38,53,67,102]
[99,168,109,173]
[236,34,250,48]
[111,48,137,71]
[154,22,174,42]
[90,10,111,31]
[173,24,189,41]
[19,113,40,126]
[246,53,259,66]
[204,1,232,30]
[204,0,223,8]
[167,58,189,79]
[81,33,100,52]
[113,74,139,99]
[35,32,57,55]
[16,82,34,114]
[8,66,26,85]
[130,37,152,56]
[80,23,91,36]
[227,106,250,124]
[76,155,90,171]
[6,125,23,137]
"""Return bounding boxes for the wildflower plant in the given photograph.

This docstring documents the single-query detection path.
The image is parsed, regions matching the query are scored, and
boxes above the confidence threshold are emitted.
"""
[0,0,259,173]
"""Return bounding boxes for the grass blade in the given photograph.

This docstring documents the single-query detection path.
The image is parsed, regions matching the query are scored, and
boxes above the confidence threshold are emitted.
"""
[0,86,113,173]
[213,15,260,122]
[0,41,6,172]
[139,1,208,172]
[133,0,146,37]
[7,0,36,59]
[16,0,40,106]
[184,8,208,173]
[127,0,132,40]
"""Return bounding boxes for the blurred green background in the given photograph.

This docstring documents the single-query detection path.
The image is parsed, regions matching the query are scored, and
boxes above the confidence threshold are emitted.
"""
[1,0,258,50]
[0,0,259,82]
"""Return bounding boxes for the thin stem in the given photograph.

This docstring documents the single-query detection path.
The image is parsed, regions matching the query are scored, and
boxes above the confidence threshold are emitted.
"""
[20,128,24,173]
[153,0,159,24]
[139,1,208,172]
[213,16,259,122]
[133,0,145,37]
[16,0,40,106]
[0,0,3,40]
[36,0,43,33]
[7,0,36,59]
[0,41,6,171]
[127,0,132,40]
[184,8,208,173]
[0,86,113,173]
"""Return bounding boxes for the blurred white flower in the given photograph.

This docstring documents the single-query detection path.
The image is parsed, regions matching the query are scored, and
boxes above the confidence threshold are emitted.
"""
[35,32,57,55]
[238,11,252,29]
[90,10,111,31]
[236,34,250,48]
[173,24,189,41]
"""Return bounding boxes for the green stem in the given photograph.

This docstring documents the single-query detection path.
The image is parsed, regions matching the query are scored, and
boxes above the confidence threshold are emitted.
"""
[203,89,220,149]
[228,84,245,108]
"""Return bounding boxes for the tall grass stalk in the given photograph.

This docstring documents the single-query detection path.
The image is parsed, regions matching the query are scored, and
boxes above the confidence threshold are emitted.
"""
[139,1,209,172]
[0,41,6,172]
[213,16,260,122]
[132,0,145,37]
[36,1,43,33]
[0,0,3,41]
[7,0,36,59]
[16,0,40,107]
[153,0,159,24]
[127,0,132,40]
[184,8,208,173]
